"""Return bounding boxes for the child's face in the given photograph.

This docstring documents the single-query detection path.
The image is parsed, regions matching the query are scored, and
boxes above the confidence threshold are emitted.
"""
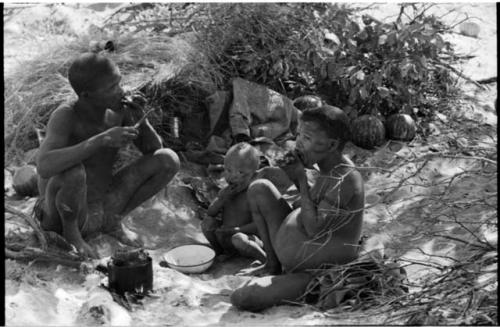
[296,120,336,168]
[86,69,124,112]
[224,155,257,188]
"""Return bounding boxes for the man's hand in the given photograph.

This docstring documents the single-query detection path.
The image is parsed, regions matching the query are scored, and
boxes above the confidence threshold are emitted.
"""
[101,126,138,148]
[280,151,307,185]
[121,92,147,123]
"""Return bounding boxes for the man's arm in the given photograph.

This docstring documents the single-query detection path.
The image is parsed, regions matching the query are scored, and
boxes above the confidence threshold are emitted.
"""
[131,119,163,154]
[296,176,324,237]
[37,107,103,178]
[297,174,357,238]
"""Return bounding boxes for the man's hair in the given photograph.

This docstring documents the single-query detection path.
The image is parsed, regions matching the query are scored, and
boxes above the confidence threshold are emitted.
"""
[225,142,260,171]
[68,52,118,95]
[300,105,352,148]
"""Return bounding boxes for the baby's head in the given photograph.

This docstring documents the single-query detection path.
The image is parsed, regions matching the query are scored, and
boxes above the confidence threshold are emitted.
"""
[224,142,260,187]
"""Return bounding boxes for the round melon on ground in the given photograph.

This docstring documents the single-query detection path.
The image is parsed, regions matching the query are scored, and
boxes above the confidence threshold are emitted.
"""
[386,113,417,142]
[351,115,386,150]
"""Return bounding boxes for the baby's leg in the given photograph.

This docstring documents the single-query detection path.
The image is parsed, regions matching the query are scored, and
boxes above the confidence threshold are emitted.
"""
[231,233,266,263]
[201,216,224,254]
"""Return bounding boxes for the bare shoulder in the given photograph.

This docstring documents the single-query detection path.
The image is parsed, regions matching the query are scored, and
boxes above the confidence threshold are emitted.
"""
[48,102,77,127]
[41,102,78,150]
[340,156,364,204]
[255,166,293,192]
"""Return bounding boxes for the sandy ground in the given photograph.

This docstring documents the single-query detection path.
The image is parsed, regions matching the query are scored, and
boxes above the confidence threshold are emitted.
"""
[4,3,497,326]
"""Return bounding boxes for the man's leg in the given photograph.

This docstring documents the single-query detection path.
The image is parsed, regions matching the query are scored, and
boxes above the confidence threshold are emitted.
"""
[231,233,266,263]
[244,179,292,275]
[104,148,179,242]
[231,272,313,312]
[42,164,97,258]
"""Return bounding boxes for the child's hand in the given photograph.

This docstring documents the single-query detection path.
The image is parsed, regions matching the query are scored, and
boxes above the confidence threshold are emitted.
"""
[215,226,240,237]
[219,183,247,200]
[201,215,220,232]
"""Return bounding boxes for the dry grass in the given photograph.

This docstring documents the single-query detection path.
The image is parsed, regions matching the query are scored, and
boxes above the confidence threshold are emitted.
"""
[4,31,217,166]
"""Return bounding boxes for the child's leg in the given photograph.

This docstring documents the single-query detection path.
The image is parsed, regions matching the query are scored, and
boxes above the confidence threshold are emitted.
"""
[246,179,292,275]
[201,216,224,254]
[231,233,266,263]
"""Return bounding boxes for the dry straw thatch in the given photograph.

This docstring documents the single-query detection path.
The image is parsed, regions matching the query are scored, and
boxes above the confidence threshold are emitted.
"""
[5,31,218,166]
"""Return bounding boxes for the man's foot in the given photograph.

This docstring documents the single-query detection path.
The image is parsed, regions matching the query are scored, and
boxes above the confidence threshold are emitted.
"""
[72,239,99,259]
[237,263,281,277]
[107,228,142,248]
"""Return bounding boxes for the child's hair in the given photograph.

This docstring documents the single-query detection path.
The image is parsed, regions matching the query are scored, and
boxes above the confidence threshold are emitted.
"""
[300,105,352,150]
[68,52,118,95]
[225,142,260,171]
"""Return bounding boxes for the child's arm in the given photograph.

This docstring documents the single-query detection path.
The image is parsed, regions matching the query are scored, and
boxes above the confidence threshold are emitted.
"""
[207,193,227,217]
[207,185,236,217]
[234,222,258,235]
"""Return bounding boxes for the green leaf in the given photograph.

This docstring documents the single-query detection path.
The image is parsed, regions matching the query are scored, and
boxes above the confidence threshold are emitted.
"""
[324,32,340,45]
[378,34,388,45]
[341,78,349,90]
[350,21,361,34]
[350,73,358,86]
[359,86,369,99]
[349,87,358,104]
[357,29,369,41]
[377,86,390,98]
[387,31,397,46]
[356,70,365,81]
[346,66,357,74]
[320,62,328,79]
[418,56,427,68]
[327,61,339,80]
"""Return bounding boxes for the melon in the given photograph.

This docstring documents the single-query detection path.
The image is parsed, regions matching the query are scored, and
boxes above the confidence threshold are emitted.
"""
[351,115,386,149]
[13,165,39,197]
[293,95,323,111]
[386,113,417,141]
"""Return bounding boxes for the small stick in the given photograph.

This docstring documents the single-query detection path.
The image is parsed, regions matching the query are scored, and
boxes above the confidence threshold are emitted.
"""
[133,108,156,129]
[5,204,47,250]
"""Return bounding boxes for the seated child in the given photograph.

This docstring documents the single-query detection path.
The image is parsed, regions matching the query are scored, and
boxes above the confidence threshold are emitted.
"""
[201,142,291,262]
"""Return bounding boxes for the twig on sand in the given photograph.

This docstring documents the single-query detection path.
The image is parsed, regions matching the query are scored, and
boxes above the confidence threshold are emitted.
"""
[5,246,83,268]
[433,59,487,90]
[5,204,47,250]
[476,77,497,84]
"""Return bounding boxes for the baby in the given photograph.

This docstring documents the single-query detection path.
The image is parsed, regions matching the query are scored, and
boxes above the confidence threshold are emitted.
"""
[201,142,291,263]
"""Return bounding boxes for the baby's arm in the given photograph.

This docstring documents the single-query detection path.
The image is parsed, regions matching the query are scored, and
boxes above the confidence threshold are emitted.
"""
[233,222,258,235]
[207,186,232,216]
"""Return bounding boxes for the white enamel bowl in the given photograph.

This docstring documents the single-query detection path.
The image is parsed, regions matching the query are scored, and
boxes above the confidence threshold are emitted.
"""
[163,244,215,274]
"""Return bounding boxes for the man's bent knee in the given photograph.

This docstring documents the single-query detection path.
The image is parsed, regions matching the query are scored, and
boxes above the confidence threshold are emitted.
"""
[248,179,275,200]
[154,148,180,175]
[51,164,86,186]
